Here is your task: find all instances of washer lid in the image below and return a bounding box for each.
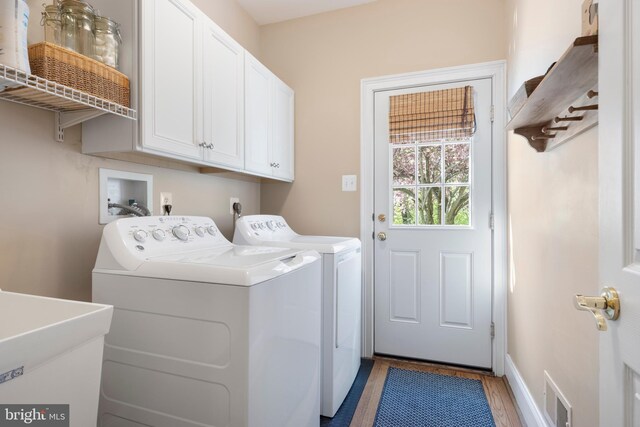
[100,247,320,286]
[149,245,298,267]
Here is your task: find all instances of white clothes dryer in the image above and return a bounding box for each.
[233,215,361,418]
[92,216,322,427]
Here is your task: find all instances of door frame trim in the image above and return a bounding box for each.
[360,60,507,375]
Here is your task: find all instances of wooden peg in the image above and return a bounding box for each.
[587,90,598,99]
[531,134,556,141]
[555,116,583,123]
[568,104,598,113]
[542,126,568,133]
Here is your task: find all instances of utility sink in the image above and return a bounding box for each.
[0,291,113,427]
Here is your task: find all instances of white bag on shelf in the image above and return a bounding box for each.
[0,0,31,92]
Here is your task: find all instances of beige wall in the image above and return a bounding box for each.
[191,0,260,56]
[505,0,599,424]
[0,0,261,302]
[258,0,506,236]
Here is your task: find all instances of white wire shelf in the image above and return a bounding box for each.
[0,63,137,141]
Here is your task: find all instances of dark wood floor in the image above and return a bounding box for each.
[349,357,524,427]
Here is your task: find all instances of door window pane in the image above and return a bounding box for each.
[445,186,470,225]
[445,144,470,183]
[393,147,416,185]
[418,146,442,184]
[388,87,474,228]
[393,188,416,225]
[418,187,442,225]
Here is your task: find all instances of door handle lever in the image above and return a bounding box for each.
[574,287,620,331]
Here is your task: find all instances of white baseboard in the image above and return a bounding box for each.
[504,354,548,427]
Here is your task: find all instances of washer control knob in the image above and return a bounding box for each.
[259,222,266,230]
[152,229,166,241]
[133,230,148,243]
[267,220,276,230]
[207,226,217,236]
[251,223,258,230]
[194,226,205,237]
[172,225,190,241]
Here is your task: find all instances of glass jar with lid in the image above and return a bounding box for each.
[59,0,95,57]
[41,3,62,46]
[93,15,121,69]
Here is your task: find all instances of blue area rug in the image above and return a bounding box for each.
[374,367,496,427]
[320,358,374,427]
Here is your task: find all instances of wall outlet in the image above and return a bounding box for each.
[342,175,357,192]
[230,197,240,214]
[160,192,173,207]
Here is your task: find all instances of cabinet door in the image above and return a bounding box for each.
[244,54,273,176]
[271,78,294,181]
[141,0,202,160]
[202,19,244,169]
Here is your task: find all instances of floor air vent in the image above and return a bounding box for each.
[544,371,572,427]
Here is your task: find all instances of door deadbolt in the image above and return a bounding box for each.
[377,232,387,241]
[574,287,620,331]
[378,214,386,223]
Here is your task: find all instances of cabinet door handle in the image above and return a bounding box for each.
[198,142,206,148]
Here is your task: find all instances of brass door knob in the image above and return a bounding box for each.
[377,232,387,241]
[575,287,620,331]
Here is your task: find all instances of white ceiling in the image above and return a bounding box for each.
[237,0,377,25]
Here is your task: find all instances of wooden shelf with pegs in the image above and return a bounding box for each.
[507,35,598,152]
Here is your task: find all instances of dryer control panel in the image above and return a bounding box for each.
[234,215,298,243]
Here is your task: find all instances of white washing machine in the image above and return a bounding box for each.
[92,216,322,427]
[233,215,361,418]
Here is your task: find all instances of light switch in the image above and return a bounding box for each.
[342,175,357,192]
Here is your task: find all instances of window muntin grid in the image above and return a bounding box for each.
[391,139,472,227]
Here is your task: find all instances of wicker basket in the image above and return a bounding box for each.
[28,42,130,107]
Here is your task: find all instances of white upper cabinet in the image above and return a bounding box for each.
[202,18,245,169]
[140,0,202,160]
[272,78,294,181]
[245,54,273,176]
[245,53,295,182]
[82,0,294,181]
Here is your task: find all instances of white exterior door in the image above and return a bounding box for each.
[374,79,494,368]
[598,1,640,425]
[202,18,244,169]
[141,0,201,160]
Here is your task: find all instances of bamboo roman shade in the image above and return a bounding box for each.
[389,86,476,143]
